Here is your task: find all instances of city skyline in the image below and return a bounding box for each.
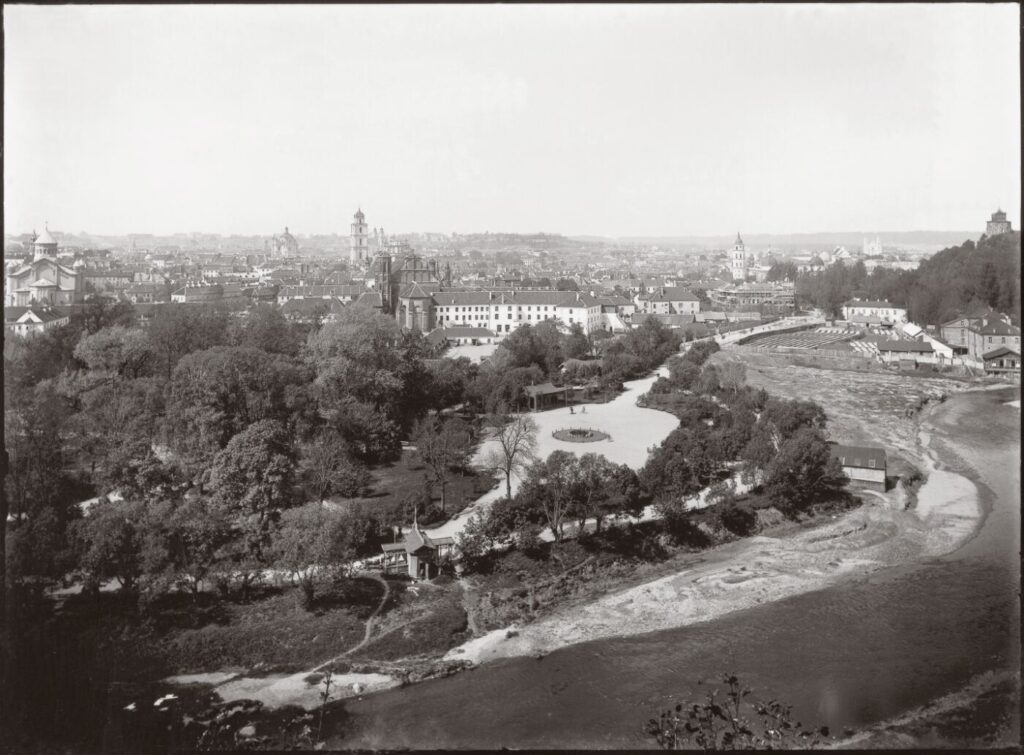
[5,4,1021,238]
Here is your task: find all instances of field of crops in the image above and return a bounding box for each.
[744,329,855,350]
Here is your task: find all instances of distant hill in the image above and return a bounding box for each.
[908,230,1021,323]
[570,231,978,249]
[794,230,1021,325]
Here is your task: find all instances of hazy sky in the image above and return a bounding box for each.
[4,4,1020,237]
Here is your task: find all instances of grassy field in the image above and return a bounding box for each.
[336,450,498,524]
[351,578,470,663]
[56,577,385,679]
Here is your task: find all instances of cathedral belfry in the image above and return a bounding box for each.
[350,208,369,263]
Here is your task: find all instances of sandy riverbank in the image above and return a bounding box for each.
[443,392,987,667]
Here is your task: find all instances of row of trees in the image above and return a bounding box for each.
[791,231,1021,325]
[456,339,848,571]
[461,317,681,413]
[644,344,845,526]
[458,450,644,568]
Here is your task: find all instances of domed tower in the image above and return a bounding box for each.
[350,208,369,263]
[729,232,748,282]
[33,225,58,261]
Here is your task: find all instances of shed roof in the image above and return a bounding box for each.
[524,382,564,397]
[982,346,1021,360]
[831,444,887,470]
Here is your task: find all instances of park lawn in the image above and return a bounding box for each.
[352,578,469,662]
[65,576,385,680]
[339,450,498,523]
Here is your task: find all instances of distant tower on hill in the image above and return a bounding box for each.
[986,209,1012,237]
[350,208,369,263]
[730,232,748,282]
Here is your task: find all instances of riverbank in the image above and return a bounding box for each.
[331,383,1018,749]
[437,384,988,668]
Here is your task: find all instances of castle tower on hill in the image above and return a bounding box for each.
[730,232,748,282]
[350,208,369,263]
[986,209,1012,237]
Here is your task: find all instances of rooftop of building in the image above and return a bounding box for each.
[830,444,887,470]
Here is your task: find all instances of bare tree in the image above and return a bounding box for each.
[718,360,747,393]
[483,412,539,499]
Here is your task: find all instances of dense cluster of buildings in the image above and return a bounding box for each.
[4,210,1018,375]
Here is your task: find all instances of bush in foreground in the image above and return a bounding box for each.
[646,674,834,750]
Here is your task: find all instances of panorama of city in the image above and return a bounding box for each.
[2,4,1021,753]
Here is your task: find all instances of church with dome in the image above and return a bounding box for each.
[5,226,85,307]
[270,226,300,257]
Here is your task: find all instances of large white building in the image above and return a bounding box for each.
[841,299,907,324]
[635,287,701,315]
[427,290,608,336]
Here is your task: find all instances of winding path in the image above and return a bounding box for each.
[313,572,391,671]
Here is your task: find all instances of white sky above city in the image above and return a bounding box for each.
[4,4,1021,238]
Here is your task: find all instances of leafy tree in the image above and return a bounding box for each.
[518,450,580,542]
[148,303,230,378]
[718,502,757,537]
[563,323,592,360]
[477,494,546,548]
[230,304,303,356]
[483,413,539,499]
[208,419,298,562]
[411,416,474,512]
[4,382,70,523]
[455,513,494,572]
[766,261,799,282]
[73,325,156,379]
[164,346,307,472]
[74,499,144,593]
[299,431,371,502]
[697,363,721,394]
[306,308,432,433]
[4,321,85,401]
[330,398,403,464]
[270,503,362,608]
[572,453,620,532]
[142,496,234,601]
[6,506,78,597]
[666,358,701,392]
[762,427,847,513]
[65,376,169,493]
[77,295,136,335]
[424,356,477,411]
[610,464,646,521]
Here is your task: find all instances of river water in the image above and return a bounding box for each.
[336,387,1020,749]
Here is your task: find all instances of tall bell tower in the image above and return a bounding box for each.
[350,207,368,263]
[730,232,748,282]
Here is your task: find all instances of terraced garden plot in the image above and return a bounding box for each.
[745,330,856,350]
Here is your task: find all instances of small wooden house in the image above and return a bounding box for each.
[830,444,887,492]
[380,523,456,580]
